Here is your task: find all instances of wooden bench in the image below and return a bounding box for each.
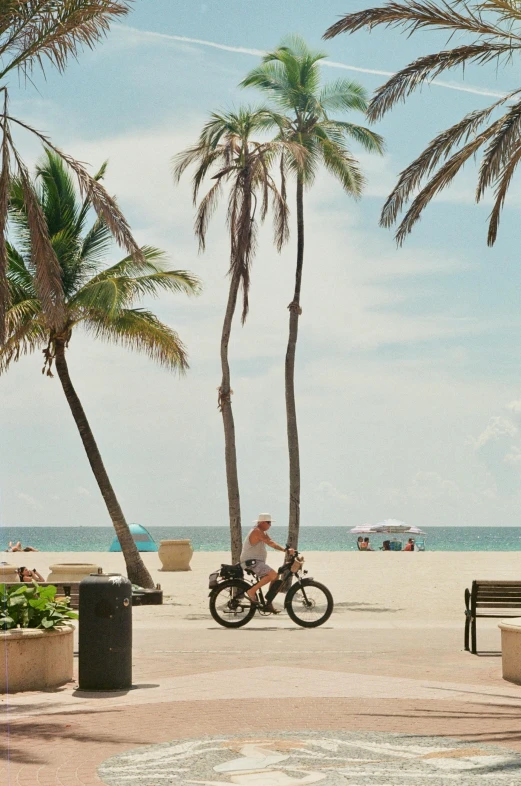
[4,581,80,609]
[465,580,521,654]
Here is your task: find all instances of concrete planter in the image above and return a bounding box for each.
[158,539,193,571]
[499,619,521,684]
[47,563,100,583]
[0,625,74,692]
[0,564,19,582]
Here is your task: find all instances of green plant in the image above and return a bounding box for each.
[0,582,78,630]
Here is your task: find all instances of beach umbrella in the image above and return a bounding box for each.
[376,518,406,529]
[349,524,377,534]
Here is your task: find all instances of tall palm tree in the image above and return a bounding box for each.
[173,108,302,562]
[1,149,200,588]
[242,36,384,548]
[324,0,521,246]
[0,1,141,344]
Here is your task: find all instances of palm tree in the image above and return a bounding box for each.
[241,36,384,548]
[324,0,521,246]
[1,149,200,588]
[173,108,302,562]
[0,1,141,344]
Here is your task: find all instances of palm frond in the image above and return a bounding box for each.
[0,0,133,81]
[195,179,223,251]
[79,215,112,264]
[72,269,200,313]
[36,148,79,236]
[75,159,107,233]
[10,144,65,330]
[394,118,504,243]
[0,114,10,343]
[241,63,301,111]
[83,245,167,282]
[325,120,385,153]
[380,94,516,227]
[324,0,510,40]
[315,130,365,196]
[0,297,45,374]
[487,140,521,245]
[319,79,369,113]
[84,307,189,372]
[477,96,521,199]
[367,43,517,121]
[6,243,35,297]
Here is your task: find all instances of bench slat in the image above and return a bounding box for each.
[476,611,521,617]
[476,589,521,594]
[473,581,521,586]
[475,602,521,608]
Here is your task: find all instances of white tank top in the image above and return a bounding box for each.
[240,528,267,562]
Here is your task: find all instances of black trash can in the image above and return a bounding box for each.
[78,571,132,691]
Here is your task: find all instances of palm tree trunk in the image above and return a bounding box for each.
[219,268,243,562]
[54,339,154,588]
[286,174,304,549]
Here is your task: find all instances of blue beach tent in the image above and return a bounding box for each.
[109,523,158,552]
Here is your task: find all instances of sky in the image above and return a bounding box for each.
[2,0,521,531]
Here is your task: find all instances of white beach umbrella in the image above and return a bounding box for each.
[349,524,378,534]
[376,518,406,529]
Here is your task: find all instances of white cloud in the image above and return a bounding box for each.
[474,416,518,451]
[508,400,521,417]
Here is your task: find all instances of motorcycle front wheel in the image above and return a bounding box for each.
[285,580,334,628]
[209,579,256,628]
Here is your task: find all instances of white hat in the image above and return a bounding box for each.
[254,513,274,523]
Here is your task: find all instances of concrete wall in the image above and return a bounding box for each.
[499,619,521,685]
[0,625,74,692]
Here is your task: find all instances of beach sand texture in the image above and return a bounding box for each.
[3,550,521,627]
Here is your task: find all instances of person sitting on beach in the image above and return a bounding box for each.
[356,536,364,551]
[404,538,415,552]
[17,566,44,582]
[240,514,294,614]
[382,540,391,551]
[363,537,374,551]
[8,541,38,552]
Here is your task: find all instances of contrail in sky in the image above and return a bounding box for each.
[119,26,506,100]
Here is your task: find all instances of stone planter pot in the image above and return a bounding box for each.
[0,625,74,692]
[158,539,193,571]
[0,563,19,582]
[499,618,521,684]
[47,563,100,583]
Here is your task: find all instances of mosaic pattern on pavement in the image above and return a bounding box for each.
[99,730,521,785]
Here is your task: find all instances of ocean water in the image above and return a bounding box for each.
[1,526,521,552]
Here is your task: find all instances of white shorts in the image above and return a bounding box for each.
[243,559,273,578]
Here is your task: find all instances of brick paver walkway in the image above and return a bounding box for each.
[2,616,521,784]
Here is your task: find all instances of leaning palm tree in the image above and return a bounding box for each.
[173,108,302,562]
[1,149,200,588]
[324,0,521,246]
[0,1,141,344]
[242,36,384,548]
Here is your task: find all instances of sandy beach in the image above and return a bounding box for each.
[4,549,521,629]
